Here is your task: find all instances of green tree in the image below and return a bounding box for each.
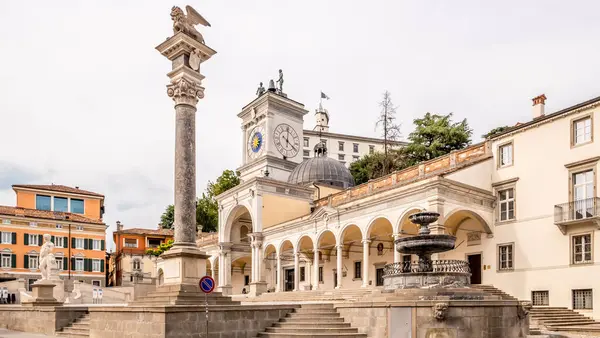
[159,205,174,229]
[207,169,241,198]
[146,239,174,257]
[401,113,472,167]
[350,152,401,185]
[482,125,510,139]
[159,169,240,232]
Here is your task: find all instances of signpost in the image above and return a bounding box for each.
[92,288,98,304]
[98,288,103,304]
[199,276,215,338]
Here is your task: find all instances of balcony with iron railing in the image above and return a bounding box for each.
[554,198,600,234]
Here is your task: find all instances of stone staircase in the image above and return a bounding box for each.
[471,284,518,300]
[530,307,600,333]
[134,284,240,306]
[240,288,374,303]
[256,304,366,337]
[57,312,90,337]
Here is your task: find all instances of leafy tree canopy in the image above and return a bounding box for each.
[146,239,174,257]
[350,112,472,185]
[482,125,510,139]
[159,170,240,232]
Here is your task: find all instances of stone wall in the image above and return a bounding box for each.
[89,304,297,338]
[335,301,530,338]
[0,306,87,335]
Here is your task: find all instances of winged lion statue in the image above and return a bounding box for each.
[171,5,211,44]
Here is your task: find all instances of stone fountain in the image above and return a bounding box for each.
[383,212,471,289]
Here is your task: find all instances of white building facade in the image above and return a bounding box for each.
[204,91,600,320]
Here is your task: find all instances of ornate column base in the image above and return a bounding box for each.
[248,281,268,297]
[22,281,62,307]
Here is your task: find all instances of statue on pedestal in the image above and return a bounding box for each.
[276,69,284,93]
[170,5,211,44]
[39,234,57,281]
[256,82,265,96]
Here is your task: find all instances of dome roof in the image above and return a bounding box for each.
[287,142,355,189]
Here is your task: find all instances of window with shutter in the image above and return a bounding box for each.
[101,240,105,251]
[12,232,16,245]
[38,234,43,246]
[51,236,55,244]
[11,254,16,268]
[71,258,75,271]
[24,255,29,269]
[24,234,29,246]
[72,238,76,249]
[63,237,68,248]
[84,239,88,250]
[101,259,105,272]
[63,257,68,271]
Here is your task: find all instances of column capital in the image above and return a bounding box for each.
[167,77,204,106]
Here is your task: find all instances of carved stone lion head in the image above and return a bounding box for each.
[170,6,185,21]
[433,302,449,321]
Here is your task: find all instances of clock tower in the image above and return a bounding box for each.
[238,91,307,182]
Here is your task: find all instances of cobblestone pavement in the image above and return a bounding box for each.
[0,329,56,338]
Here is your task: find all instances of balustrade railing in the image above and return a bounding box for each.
[383,259,470,277]
[554,198,599,224]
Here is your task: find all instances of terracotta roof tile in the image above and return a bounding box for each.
[115,228,174,236]
[12,184,104,198]
[0,205,105,225]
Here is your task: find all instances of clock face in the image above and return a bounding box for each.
[273,123,300,158]
[247,125,265,160]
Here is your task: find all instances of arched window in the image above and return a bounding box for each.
[133,259,141,270]
[240,225,249,243]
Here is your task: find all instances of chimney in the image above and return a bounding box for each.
[532,94,547,119]
[116,221,123,231]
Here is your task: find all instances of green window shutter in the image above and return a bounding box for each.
[11,254,16,268]
[72,238,76,248]
[101,259,105,273]
[63,237,68,248]
[71,258,75,270]
[38,234,43,246]
[11,232,16,245]
[84,258,89,272]
[51,236,55,244]
[24,234,29,246]
[101,240,105,251]
[24,255,29,269]
[84,239,89,250]
[63,257,68,271]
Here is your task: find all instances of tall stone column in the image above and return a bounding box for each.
[336,245,343,289]
[293,252,300,292]
[362,239,371,288]
[154,12,217,297]
[313,246,320,290]
[217,243,232,296]
[393,234,401,263]
[249,233,267,296]
[276,254,282,292]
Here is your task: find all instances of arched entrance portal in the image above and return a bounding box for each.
[279,240,295,291]
[340,224,364,288]
[218,205,254,295]
[442,209,492,285]
[366,217,394,287]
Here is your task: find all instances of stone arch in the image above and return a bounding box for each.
[221,204,253,243]
[365,216,394,241]
[296,235,315,255]
[396,207,425,235]
[443,208,492,235]
[316,230,337,262]
[339,224,363,258]
[279,239,295,256]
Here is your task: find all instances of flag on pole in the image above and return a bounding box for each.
[321,91,330,100]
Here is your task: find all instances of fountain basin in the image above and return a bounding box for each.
[395,234,456,255]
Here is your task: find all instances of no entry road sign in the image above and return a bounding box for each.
[199,276,215,294]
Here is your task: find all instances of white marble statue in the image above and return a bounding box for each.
[39,234,57,280]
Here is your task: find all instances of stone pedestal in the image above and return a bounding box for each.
[157,246,209,287]
[22,281,62,307]
[249,281,268,297]
[217,285,232,296]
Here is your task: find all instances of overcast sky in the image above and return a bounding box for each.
[1,1,599,250]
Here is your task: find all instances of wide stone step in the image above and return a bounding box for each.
[551,325,600,332]
[545,320,597,326]
[289,312,340,318]
[257,333,366,338]
[296,304,334,309]
[293,308,338,314]
[531,314,585,319]
[266,327,359,334]
[56,332,89,337]
[274,322,351,329]
[280,317,345,323]
[72,322,91,328]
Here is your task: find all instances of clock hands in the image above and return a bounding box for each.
[282,134,297,152]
